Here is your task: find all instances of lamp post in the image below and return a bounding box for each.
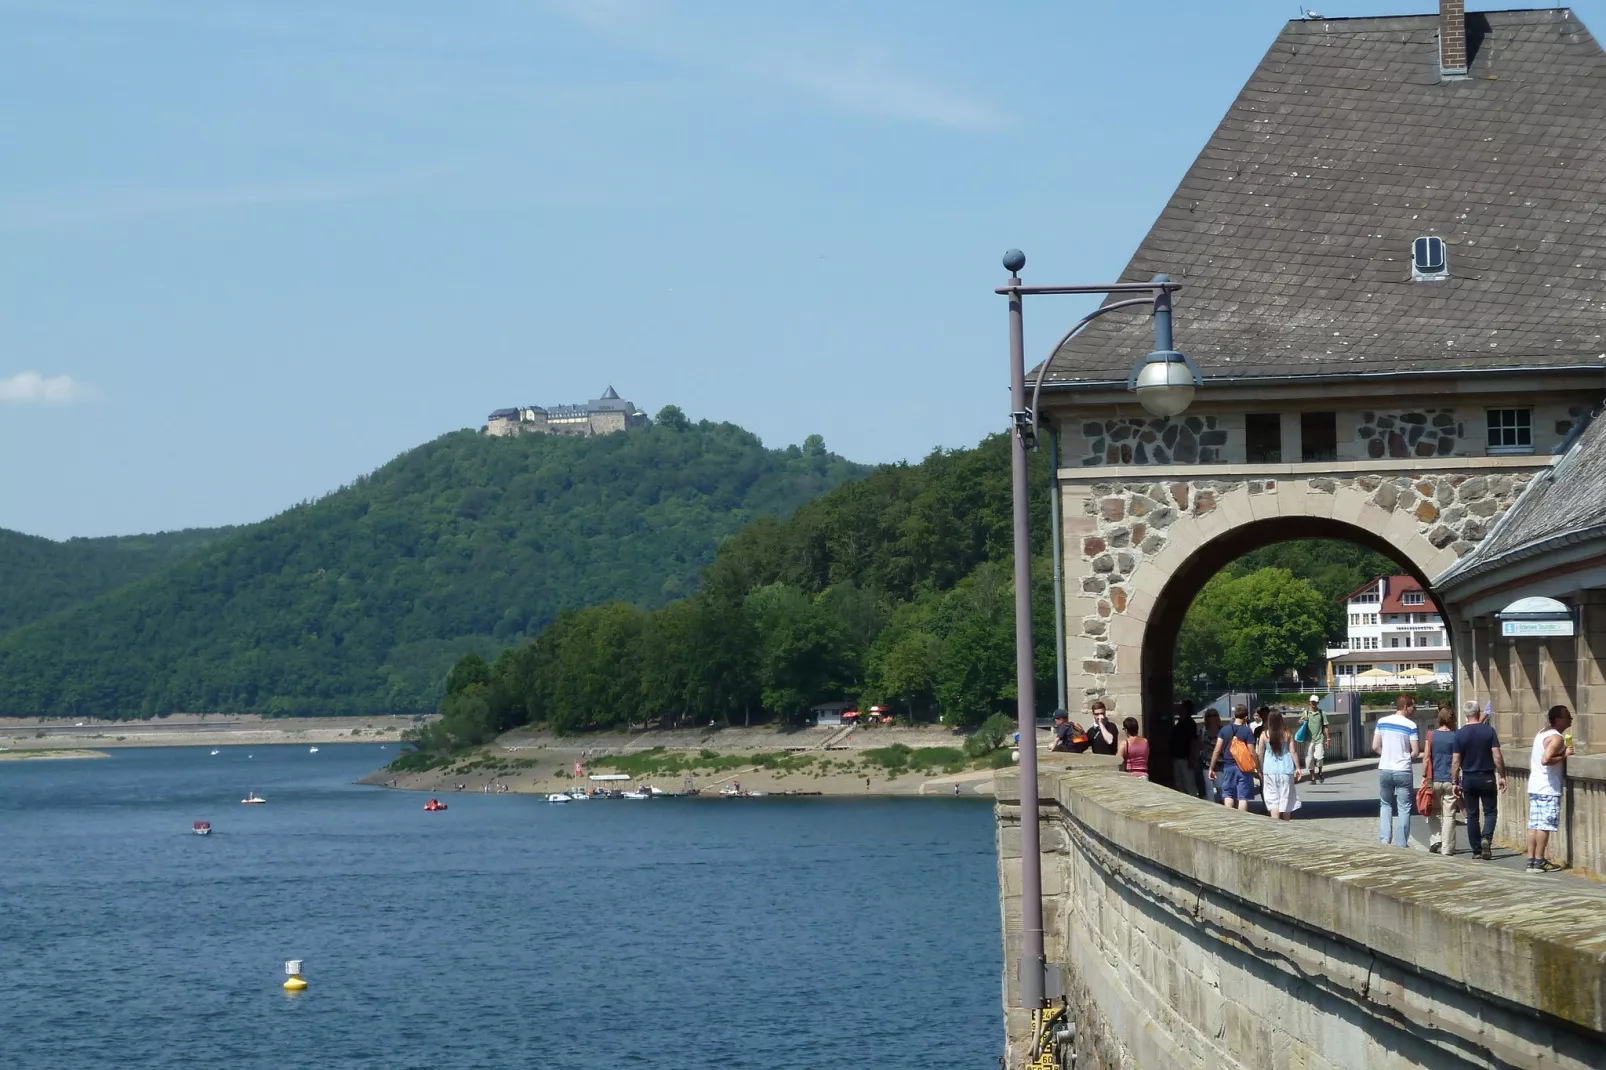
[996,249,1200,1015]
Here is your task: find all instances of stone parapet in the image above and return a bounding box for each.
[1491,752,1606,878]
[996,763,1606,1069]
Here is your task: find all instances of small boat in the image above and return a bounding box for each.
[423,798,448,812]
[621,790,651,800]
[210,749,220,756]
[308,747,319,754]
[568,790,591,801]
[193,820,212,835]
[241,793,266,804]
[547,793,572,803]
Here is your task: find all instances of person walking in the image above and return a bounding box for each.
[1257,710,1303,820]
[1116,718,1150,778]
[1302,695,1332,783]
[1424,703,1460,855]
[1373,695,1420,848]
[1170,701,1202,797]
[1207,705,1258,812]
[1200,709,1223,804]
[1087,701,1118,756]
[1453,699,1506,861]
[1526,705,1574,874]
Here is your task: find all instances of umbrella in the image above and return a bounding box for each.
[1398,667,1438,679]
[1356,668,1393,678]
[1325,662,1335,689]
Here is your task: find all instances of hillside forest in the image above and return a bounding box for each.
[419,432,1396,753]
[0,412,863,718]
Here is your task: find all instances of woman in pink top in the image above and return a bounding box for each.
[1117,717,1150,778]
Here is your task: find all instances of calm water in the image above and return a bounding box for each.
[1,745,1002,1068]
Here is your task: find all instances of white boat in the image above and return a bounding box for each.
[241,793,266,805]
[569,791,591,801]
[210,749,220,756]
[193,820,212,835]
[547,793,572,803]
[308,747,319,754]
[621,790,651,800]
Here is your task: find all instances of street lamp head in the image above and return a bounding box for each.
[1130,350,1202,417]
[1002,249,1026,274]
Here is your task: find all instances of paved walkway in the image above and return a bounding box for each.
[1202,760,1548,876]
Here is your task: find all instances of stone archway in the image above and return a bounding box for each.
[1060,471,1536,731]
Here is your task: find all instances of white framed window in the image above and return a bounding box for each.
[1357,664,1373,673]
[1402,591,1424,606]
[1390,637,1400,648]
[1416,663,1434,671]
[1487,409,1532,453]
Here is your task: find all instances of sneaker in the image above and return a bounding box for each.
[1525,860,1540,873]
[1480,845,1492,861]
[1428,839,1442,854]
[1534,860,1563,874]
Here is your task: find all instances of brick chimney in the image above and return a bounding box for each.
[1440,0,1468,77]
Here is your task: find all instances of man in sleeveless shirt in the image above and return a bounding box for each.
[1526,705,1573,874]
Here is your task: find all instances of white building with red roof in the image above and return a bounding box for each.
[1325,576,1453,688]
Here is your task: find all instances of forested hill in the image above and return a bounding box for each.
[0,526,232,633]
[0,415,865,719]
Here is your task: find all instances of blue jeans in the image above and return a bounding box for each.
[1379,769,1413,847]
[1462,771,1498,851]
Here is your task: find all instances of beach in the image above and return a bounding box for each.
[360,723,1007,798]
[0,714,417,752]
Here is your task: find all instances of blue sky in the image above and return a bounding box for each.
[4,1,1594,538]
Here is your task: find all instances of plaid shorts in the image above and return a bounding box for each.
[1528,793,1560,833]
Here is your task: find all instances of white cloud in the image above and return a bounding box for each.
[541,0,1004,131]
[0,372,89,405]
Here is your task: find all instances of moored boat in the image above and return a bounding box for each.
[193,820,211,835]
[547,793,572,803]
[241,793,266,804]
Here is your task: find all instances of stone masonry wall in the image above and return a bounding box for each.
[1065,472,1532,705]
[1077,414,1226,466]
[997,761,1606,1069]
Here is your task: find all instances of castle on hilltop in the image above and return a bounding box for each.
[484,386,648,438]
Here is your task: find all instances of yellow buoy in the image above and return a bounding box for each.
[283,959,307,991]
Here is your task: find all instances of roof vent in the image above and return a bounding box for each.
[1412,236,1448,282]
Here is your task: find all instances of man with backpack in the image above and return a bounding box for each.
[1207,705,1259,811]
[1299,695,1331,783]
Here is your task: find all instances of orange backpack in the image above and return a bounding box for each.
[1229,728,1259,775]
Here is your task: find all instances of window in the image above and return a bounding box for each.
[1417,663,1434,671]
[1402,591,1424,606]
[1349,613,1359,626]
[1487,409,1532,452]
[1357,664,1373,673]
[1245,413,1282,463]
[1412,235,1448,281]
[1301,411,1337,462]
[1371,614,1379,626]
[1417,636,1433,647]
[1390,637,1401,648]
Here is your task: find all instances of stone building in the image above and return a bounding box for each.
[484,386,647,438]
[1030,4,1606,757]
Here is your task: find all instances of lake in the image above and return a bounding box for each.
[1,744,1002,1068]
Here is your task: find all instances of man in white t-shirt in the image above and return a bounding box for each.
[1372,695,1420,848]
[1526,705,1574,874]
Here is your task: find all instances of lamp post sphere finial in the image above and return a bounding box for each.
[1002,249,1026,274]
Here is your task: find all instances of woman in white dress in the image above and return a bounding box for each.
[1257,710,1305,820]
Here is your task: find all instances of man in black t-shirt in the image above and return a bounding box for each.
[1453,699,1507,861]
[1088,700,1118,755]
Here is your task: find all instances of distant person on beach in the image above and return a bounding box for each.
[1208,706,1258,812]
[1088,701,1118,755]
[1453,699,1505,861]
[1424,703,1459,854]
[1526,705,1573,874]
[1116,718,1149,778]
[1372,695,1419,848]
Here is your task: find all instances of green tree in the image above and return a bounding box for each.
[1176,567,1329,688]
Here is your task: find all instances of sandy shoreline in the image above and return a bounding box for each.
[360,724,1008,799]
[0,714,419,751]
[0,748,110,761]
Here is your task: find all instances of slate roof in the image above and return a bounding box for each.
[1043,8,1606,385]
[1441,404,1606,581]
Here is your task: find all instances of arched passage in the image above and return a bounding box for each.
[1138,516,1455,734]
